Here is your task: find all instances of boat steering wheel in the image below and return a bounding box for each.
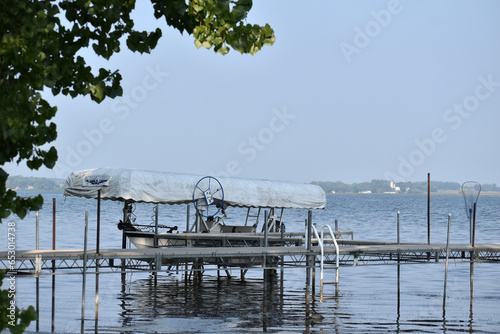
[193,176,224,218]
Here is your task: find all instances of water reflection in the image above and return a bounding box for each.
[116,272,329,333]
[108,261,488,334]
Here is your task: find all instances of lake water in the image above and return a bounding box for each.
[2,192,500,333]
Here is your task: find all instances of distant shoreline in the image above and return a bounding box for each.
[7,175,499,196]
[14,188,500,198]
[313,179,498,196]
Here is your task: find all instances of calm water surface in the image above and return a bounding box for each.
[2,192,500,333]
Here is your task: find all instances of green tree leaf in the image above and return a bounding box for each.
[1,0,274,227]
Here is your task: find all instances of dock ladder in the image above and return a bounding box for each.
[311,224,340,301]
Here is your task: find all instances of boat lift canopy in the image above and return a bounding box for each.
[64,168,326,210]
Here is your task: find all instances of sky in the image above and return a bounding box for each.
[5,0,500,185]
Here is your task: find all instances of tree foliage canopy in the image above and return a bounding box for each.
[1,1,274,332]
[0,0,275,221]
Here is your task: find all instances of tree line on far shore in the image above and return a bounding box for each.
[9,175,499,195]
[312,179,500,194]
[6,175,64,191]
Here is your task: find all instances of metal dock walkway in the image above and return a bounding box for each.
[3,240,500,276]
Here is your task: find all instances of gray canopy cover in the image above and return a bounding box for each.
[64,168,326,209]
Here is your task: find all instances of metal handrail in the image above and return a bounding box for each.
[312,225,325,280]
[321,224,340,285]
[311,223,340,301]
[311,224,324,281]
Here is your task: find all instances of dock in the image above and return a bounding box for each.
[3,237,500,277]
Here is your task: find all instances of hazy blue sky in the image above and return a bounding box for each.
[5,0,500,185]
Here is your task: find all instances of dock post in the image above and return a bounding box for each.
[52,198,56,332]
[185,205,190,281]
[95,263,100,333]
[97,190,101,253]
[154,204,159,247]
[36,211,40,332]
[95,190,101,333]
[397,257,400,322]
[306,212,312,287]
[280,214,285,282]
[264,210,268,247]
[154,204,159,283]
[472,202,477,248]
[81,211,89,334]
[121,202,127,284]
[470,251,474,314]
[397,211,401,319]
[470,202,476,314]
[305,218,309,287]
[305,211,313,319]
[263,210,269,282]
[427,173,430,244]
[443,214,451,310]
[121,202,127,250]
[280,219,284,284]
[427,173,431,261]
[312,222,316,297]
[397,211,400,244]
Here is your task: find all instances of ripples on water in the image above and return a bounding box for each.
[3,192,500,333]
[116,274,310,333]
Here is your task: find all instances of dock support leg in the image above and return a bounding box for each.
[51,198,56,332]
[36,275,39,332]
[95,260,100,333]
[264,267,276,283]
[262,275,270,332]
[470,251,474,313]
[397,261,401,323]
[312,257,316,297]
[305,276,311,328]
[81,211,89,334]
[305,210,313,313]
[121,202,128,286]
[51,264,55,332]
[192,258,203,282]
[36,211,40,332]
